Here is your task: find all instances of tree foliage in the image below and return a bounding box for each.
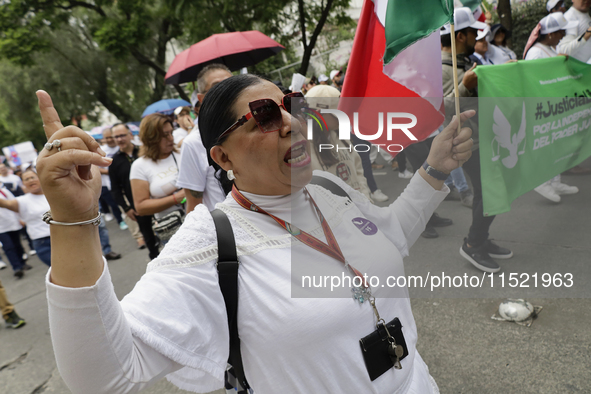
[0,0,352,147]
[510,0,550,59]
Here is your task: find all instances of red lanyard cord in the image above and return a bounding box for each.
[231,185,368,287]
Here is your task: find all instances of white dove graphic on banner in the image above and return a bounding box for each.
[491,102,527,169]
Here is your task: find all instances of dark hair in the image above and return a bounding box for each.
[112,122,130,131]
[491,24,511,46]
[21,166,37,178]
[199,74,265,194]
[440,29,470,48]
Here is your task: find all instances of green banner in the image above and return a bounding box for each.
[475,57,591,216]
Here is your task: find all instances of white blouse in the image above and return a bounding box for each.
[46,171,447,393]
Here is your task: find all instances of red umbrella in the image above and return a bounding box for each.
[165,31,284,85]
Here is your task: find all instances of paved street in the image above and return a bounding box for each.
[1,158,590,393]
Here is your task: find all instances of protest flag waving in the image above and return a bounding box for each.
[339,0,454,155]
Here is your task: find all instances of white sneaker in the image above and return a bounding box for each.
[534,182,560,203]
[29,250,37,256]
[552,182,579,195]
[371,189,389,202]
[22,253,28,261]
[0,260,7,270]
[398,170,413,179]
[104,213,114,222]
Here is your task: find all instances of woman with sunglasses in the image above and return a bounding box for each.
[129,113,186,238]
[36,75,474,393]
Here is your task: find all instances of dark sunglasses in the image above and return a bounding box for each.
[217,92,306,143]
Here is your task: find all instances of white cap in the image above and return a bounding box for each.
[441,7,488,34]
[476,26,490,41]
[546,0,562,12]
[329,70,340,80]
[540,12,578,34]
[305,85,341,110]
[318,74,329,82]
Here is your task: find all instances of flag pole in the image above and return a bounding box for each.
[449,22,462,136]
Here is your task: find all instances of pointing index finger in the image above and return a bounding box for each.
[37,90,64,139]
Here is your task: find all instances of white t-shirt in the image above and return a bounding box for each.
[0,173,23,190]
[129,152,181,218]
[46,171,447,394]
[557,8,591,62]
[472,52,493,65]
[525,43,557,60]
[16,193,50,239]
[172,128,189,146]
[176,126,226,210]
[0,187,23,233]
[486,44,516,65]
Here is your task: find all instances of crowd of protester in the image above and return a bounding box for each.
[0,2,588,376]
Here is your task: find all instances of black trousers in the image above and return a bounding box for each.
[461,149,495,247]
[403,137,433,171]
[136,214,160,260]
[350,134,378,193]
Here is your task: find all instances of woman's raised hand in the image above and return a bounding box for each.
[426,110,476,175]
[36,90,113,223]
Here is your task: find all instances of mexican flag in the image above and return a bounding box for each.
[339,0,453,153]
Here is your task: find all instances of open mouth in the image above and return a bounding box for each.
[284,140,310,167]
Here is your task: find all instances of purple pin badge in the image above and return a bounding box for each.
[352,217,378,235]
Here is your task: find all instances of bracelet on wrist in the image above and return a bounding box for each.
[42,211,102,226]
[422,161,449,181]
[172,194,178,204]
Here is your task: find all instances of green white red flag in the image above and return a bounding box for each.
[340,0,454,152]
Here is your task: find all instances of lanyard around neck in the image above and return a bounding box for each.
[231,185,368,288]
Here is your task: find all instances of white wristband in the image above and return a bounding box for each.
[42,211,102,226]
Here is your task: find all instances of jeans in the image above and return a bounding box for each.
[445,167,469,192]
[0,231,25,271]
[462,149,496,247]
[98,216,112,255]
[32,236,51,266]
[99,187,123,224]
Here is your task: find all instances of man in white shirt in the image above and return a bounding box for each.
[556,0,591,62]
[0,184,30,278]
[99,128,126,228]
[177,64,231,212]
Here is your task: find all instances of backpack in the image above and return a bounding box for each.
[211,175,351,392]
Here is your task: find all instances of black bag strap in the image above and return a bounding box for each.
[310,175,351,200]
[210,179,348,391]
[211,209,249,391]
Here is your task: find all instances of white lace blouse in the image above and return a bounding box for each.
[46,171,446,393]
